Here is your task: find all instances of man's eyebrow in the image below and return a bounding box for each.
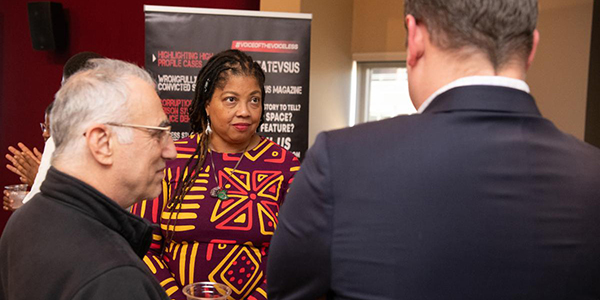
[159,120,171,127]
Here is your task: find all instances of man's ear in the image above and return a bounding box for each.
[84,125,114,166]
[526,29,540,70]
[406,14,426,68]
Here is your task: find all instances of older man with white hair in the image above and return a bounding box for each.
[0,59,176,299]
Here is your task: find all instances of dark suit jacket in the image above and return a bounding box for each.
[267,86,600,300]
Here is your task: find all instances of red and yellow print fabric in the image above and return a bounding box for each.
[132,135,300,300]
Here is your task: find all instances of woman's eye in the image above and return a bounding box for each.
[251,97,261,103]
[225,97,236,103]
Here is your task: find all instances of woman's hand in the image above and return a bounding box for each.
[5,143,41,186]
[2,190,16,211]
[32,146,43,161]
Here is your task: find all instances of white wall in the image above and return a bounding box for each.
[527,0,593,140]
[301,0,354,145]
[352,0,404,53]
[260,0,301,13]
[261,0,354,146]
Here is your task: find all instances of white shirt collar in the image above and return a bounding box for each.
[417,76,530,113]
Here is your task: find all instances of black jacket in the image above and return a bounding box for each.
[268,86,600,299]
[0,167,169,300]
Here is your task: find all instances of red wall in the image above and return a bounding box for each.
[0,0,260,233]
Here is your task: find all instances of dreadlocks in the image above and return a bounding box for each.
[161,49,266,251]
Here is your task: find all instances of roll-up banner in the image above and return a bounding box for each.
[145,5,311,159]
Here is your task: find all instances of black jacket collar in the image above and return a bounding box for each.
[40,167,154,258]
[423,85,541,115]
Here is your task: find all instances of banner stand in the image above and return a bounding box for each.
[145,5,311,159]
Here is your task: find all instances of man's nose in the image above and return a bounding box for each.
[162,135,177,160]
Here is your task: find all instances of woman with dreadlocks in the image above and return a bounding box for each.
[132,49,300,300]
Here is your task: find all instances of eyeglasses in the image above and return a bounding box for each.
[40,122,49,133]
[105,122,172,143]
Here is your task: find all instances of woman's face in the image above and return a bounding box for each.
[205,75,262,152]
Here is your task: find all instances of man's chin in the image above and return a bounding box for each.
[139,187,162,203]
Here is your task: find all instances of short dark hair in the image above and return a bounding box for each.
[44,101,54,116]
[62,51,104,80]
[404,0,538,69]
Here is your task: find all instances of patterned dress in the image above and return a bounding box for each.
[131,134,300,300]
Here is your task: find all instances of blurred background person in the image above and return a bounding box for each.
[3,51,103,211]
[4,101,50,185]
[4,142,42,186]
[131,49,300,300]
[0,58,176,300]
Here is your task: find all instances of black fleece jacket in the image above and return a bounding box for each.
[0,167,169,300]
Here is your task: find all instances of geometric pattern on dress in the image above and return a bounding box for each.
[133,134,300,300]
[209,167,284,233]
[257,203,277,235]
[208,242,263,300]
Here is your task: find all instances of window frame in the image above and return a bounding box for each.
[354,60,410,125]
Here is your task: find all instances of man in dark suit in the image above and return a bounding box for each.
[267,0,600,299]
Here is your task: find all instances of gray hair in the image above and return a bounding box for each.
[51,58,155,163]
[404,0,538,69]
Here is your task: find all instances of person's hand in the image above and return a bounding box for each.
[5,143,41,186]
[5,152,28,184]
[14,142,41,165]
[32,146,43,161]
[2,190,16,211]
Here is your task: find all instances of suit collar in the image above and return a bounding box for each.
[418,76,530,113]
[422,85,541,115]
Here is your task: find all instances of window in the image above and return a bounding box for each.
[352,61,415,125]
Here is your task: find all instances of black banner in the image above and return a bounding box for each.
[145,6,311,159]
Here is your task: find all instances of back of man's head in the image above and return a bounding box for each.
[62,51,104,83]
[404,0,538,69]
[51,59,154,164]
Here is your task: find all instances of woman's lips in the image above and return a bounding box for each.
[233,123,251,131]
